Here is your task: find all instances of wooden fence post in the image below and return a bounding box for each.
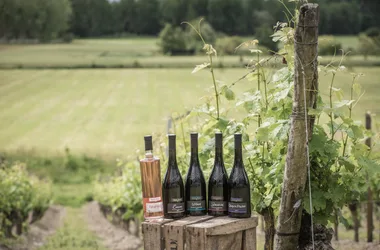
[275,3,320,250]
[366,111,373,242]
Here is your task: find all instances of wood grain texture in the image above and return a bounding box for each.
[243,228,256,250]
[275,3,320,250]
[142,219,172,250]
[207,232,243,250]
[164,216,213,250]
[185,225,207,250]
[186,216,258,236]
[144,216,258,250]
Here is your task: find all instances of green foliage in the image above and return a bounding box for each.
[158,24,190,55]
[318,36,343,55]
[163,6,380,230]
[365,27,380,38]
[1,0,380,39]
[186,18,217,53]
[0,0,72,42]
[256,25,277,52]
[358,33,380,58]
[0,162,52,237]
[318,0,361,35]
[93,161,143,221]
[158,20,216,55]
[3,150,114,185]
[207,0,245,35]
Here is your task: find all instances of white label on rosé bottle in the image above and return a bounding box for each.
[149,197,161,202]
[146,202,163,213]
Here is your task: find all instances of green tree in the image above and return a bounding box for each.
[159,0,188,25]
[0,0,71,41]
[207,0,244,35]
[133,0,161,35]
[69,0,115,37]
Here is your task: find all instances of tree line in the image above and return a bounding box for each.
[0,0,379,42]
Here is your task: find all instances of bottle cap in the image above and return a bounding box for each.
[144,135,153,151]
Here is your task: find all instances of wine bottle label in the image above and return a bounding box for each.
[230,197,243,202]
[187,200,206,211]
[167,203,185,213]
[228,202,247,213]
[209,201,227,211]
[143,197,163,213]
[211,195,224,201]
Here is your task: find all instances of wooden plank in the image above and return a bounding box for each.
[164,215,213,250]
[185,224,207,250]
[242,228,256,250]
[207,232,243,250]
[142,219,173,250]
[187,216,258,236]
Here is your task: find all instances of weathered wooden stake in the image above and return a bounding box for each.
[275,3,319,250]
[366,111,373,242]
[348,202,359,242]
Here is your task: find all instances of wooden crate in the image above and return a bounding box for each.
[142,215,258,250]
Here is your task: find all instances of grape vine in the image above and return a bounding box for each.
[0,162,53,238]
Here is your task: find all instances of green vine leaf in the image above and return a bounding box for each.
[250,49,262,54]
[338,157,356,172]
[330,87,343,101]
[192,62,210,74]
[221,85,235,101]
[203,44,217,56]
[333,100,355,108]
[353,83,361,95]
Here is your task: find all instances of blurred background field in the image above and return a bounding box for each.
[1,67,380,158]
[1,36,380,69]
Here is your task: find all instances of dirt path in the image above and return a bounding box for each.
[85,201,142,250]
[0,205,66,250]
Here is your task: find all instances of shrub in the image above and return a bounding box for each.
[62,33,74,43]
[365,27,380,38]
[0,162,52,237]
[215,36,244,55]
[158,23,191,55]
[255,25,277,52]
[185,19,217,53]
[318,36,343,55]
[158,19,217,55]
[358,33,380,58]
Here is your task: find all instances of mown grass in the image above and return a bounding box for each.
[0,37,378,69]
[1,67,379,158]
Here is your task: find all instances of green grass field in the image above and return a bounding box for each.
[334,35,360,50]
[1,67,379,159]
[1,36,378,69]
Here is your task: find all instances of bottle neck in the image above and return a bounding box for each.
[214,146,223,165]
[168,146,177,168]
[190,146,198,161]
[234,142,243,167]
[190,133,199,163]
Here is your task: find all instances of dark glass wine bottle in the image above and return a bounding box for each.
[208,132,228,216]
[185,132,207,216]
[228,133,251,218]
[162,134,185,219]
